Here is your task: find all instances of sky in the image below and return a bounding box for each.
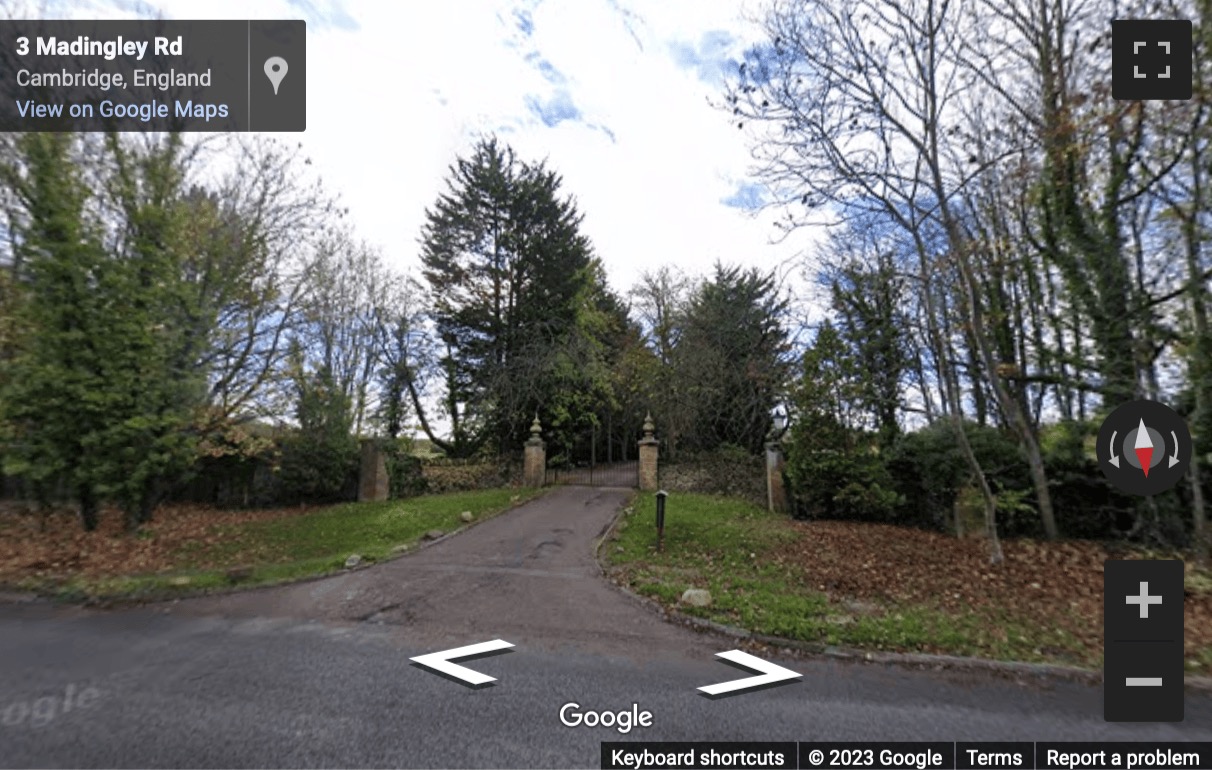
[69,0,817,298]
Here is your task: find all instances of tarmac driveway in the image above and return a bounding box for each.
[172,485,712,659]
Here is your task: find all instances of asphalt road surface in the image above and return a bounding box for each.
[1,486,1210,768]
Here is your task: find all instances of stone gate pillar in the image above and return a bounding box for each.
[358,440,390,502]
[637,412,659,491]
[523,414,546,487]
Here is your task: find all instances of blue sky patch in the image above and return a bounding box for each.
[721,182,765,210]
[525,90,582,127]
[669,41,699,69]
[513,8,534,37]
[669,29,735,85]
[529,55,567,85]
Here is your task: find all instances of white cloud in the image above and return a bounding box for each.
[95,0,819,296]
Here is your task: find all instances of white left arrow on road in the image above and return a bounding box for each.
[697,650,802,697]
[410,639,514,687]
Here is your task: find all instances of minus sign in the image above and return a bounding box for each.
[1126,677,1163,686]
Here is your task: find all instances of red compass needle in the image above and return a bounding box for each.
[1133,418,1154,478]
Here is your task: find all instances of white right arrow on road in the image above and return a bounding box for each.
[697,650,802,697]
[410,639,514,687]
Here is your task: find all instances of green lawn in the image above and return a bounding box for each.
[606,491,832,636]
[59,487,545,601]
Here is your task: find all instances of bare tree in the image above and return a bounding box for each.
[186,136,342,430]
[726,0,1045,555]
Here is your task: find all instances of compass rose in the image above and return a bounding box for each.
[1098,400,1191,496]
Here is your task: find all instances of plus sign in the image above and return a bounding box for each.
[1127,581,1163,618]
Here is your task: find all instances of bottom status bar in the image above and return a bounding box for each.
[600,742,1212,770]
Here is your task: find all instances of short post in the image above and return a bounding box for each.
[655,489,668,552]
[766,409,789,514]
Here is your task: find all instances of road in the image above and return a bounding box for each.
[1,486,1210,768]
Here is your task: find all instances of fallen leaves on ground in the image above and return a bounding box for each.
[776,520,1212,665]
[0,503,308,586]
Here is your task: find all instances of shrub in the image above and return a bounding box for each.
[381,438,428,499]
[274,366,359,504]
[784,425,902,522]
[275,428,359,504]
[884,419,1029,533]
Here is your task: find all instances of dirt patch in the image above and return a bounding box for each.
[0,503,305,585]
[776,520,1212,664]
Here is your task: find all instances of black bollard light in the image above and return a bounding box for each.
[655,490,667,552]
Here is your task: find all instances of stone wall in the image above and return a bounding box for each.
[655,450,766,507]
[420,458,522,494]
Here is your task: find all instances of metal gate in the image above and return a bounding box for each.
[545,422,639,487]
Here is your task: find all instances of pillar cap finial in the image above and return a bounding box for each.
[530,412,542,437]
[642,412,654,438]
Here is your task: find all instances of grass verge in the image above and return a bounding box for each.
[604,491,1212,671]
[4,487,545,602]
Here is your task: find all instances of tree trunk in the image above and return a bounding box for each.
[125,481,161,532]
[78,486,98,532]
[943,373,1004,564]
[922,12,1060,538]
[928,254,1003,562]
[1183,146,1211,561]
[1192,460,1208,565]
[966,334,988,426]
[950,247,1059,539]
